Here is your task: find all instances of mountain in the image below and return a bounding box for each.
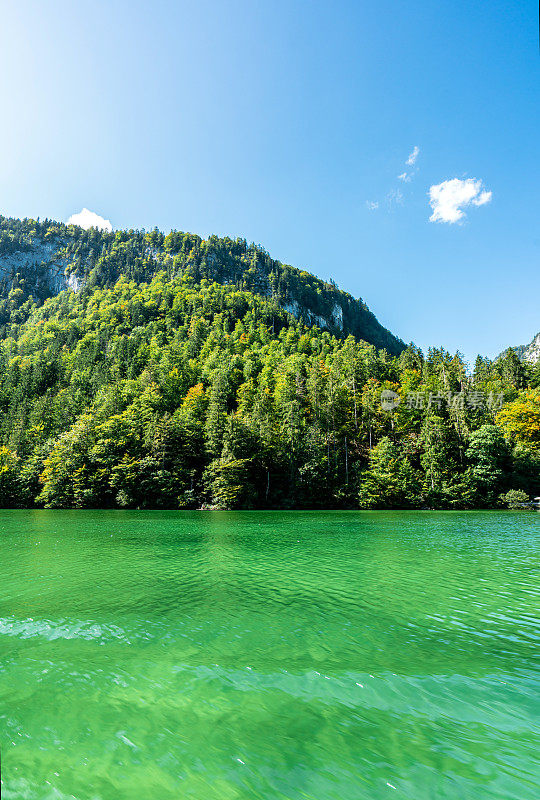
[516,333,540,364]
[0,215,405,354]
[499,332,540,365]
[0,213,539,511]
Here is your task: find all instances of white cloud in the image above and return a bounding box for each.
[67,208,113,232]
[399,146,420,181]
[472,190,492,206]
[367,145,420,209]
[406,146,420,166]
[387,188,403,207]
[428,178,492,224]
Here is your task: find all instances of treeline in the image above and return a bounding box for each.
[0,271,538,509]
[0,215,404,353]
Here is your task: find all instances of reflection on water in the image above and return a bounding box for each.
[0,510,538,799]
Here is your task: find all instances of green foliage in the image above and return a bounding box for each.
[359,438,421,508]
[0,446,20,506]
[499,489,531,509]
[0,216,538,510]
[465,425,510,503]
[0,215,404,354]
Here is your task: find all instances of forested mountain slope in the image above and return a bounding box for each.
[0,215,404,353]
[0,269,539,510]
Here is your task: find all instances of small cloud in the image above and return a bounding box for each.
[473,190,492,206]
[406,146,420,166]
[387,188,404,207]
[429,178,492,224]
[399,147,420,181]
[367,145,420,211]
[67,208,113,232]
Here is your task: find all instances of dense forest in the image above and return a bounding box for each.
[0,215,404,353]
[0,227,539,509]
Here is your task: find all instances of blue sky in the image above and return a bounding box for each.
[0,0,538,365]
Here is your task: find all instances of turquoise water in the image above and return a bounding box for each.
[0,510,538,799]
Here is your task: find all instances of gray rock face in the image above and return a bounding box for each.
[521,332,540,364]
[499,332,540,365]
[0,236,81,295]
[284,299,345,334]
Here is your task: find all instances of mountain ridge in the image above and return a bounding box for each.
[0,214,405,354]
[499,332,540,365]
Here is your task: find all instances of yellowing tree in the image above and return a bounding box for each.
[0,446,19,504]
[496,390,540,447]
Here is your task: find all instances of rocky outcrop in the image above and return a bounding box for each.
[502,332,540,365]
[521,332,540,364]
[0,236,83,296]
[284,299,345,335]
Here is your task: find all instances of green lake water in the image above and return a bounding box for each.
[0,510,538,799]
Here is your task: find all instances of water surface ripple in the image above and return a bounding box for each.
[0,510,538,799]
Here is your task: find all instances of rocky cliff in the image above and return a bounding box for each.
[516,332,540,364]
